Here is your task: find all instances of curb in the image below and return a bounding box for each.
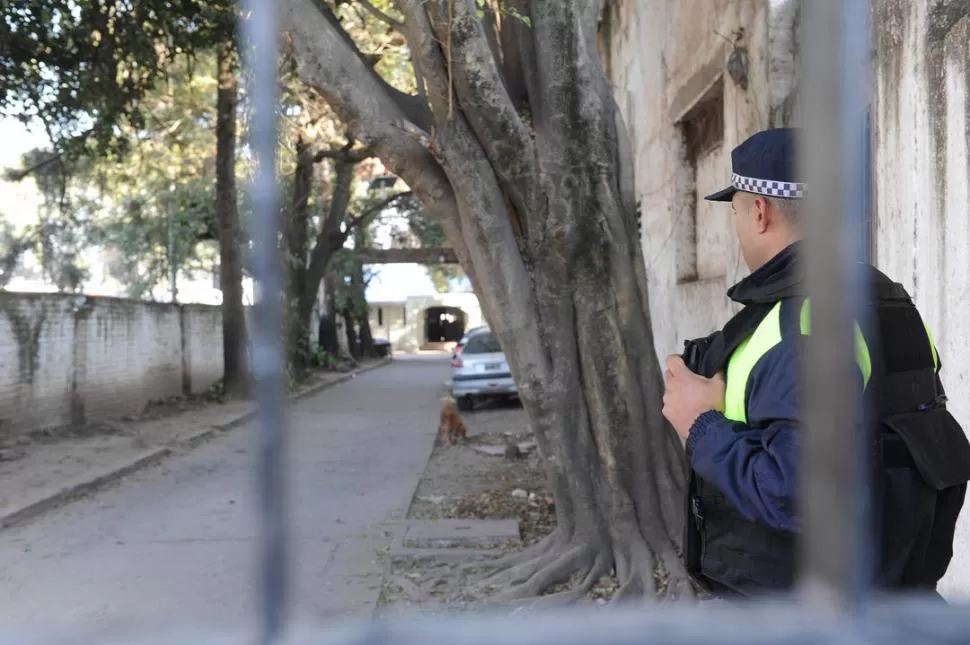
[0,447,172,529]
[0,358,393,531]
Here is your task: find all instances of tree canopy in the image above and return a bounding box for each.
[1,0,236,157]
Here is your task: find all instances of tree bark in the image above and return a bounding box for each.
[282,0,690,602]
[342,306,360,360]
[358,315,376,358]
[285,135,316,380]
[351,260,376,358]
[216,40,250,399]
[318,275,341,355]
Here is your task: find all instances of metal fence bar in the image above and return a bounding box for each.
[798,0,873,612]
[10,596,970,645]
[238,0,287,640]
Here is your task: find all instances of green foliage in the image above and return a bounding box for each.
[0,219,33,289]
[0,0,237,158]
[67,52,226,299]
[7,148,92,291]
[2,1,240,297]
[312,347,356,371]
[329,247,373,317]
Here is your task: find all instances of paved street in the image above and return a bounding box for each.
[0,357,448,632]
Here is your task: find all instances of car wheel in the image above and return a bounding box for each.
[457,396,475,412]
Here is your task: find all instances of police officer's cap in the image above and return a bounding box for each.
[704,127,804,202]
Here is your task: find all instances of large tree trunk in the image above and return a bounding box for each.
[285,135,315,380]
[350,229,375,358]
[358,315,376,358]
[318,274,341,355]
[342,307,360,360]
[215,40,250,399]
[283,0,690,602]
[294,149,358,371]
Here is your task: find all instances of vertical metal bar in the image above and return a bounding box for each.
[799,0,872,613]
[238,0,287,641]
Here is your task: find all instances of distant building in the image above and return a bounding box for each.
[367,292,485,354]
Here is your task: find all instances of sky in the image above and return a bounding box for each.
[0,117,445,302]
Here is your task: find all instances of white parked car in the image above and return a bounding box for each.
[450,327,517,411]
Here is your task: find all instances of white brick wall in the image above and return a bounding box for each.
[181,305,225,395]
[0,293,226,437]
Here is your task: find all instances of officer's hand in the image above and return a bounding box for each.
[662,355,725,440]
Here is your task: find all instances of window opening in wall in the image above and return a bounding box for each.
[675,78,726,283]
[377,307,383,327]
[402,307,407,326]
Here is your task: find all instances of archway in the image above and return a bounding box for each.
[424,306,467,345]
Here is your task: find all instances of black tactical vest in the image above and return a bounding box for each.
[682,266,970,597]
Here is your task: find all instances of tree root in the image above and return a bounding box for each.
[476,542,612,604]
[476,549,563,592]
[465,530,691,606]
[459,531,560,574]
[658,556,696,602]
[612,551,657,604]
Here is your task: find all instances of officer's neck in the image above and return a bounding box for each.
[749,233,802,273]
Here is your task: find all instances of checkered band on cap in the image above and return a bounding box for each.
[732,173,804,199]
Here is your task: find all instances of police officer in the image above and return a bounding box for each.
[662,127,970,598]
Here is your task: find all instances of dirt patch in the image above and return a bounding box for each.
[379,397,622,615]
[407,399,550,531]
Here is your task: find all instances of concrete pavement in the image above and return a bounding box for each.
[0,356,450,632]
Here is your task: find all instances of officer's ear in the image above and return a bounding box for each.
[751,196,770,234]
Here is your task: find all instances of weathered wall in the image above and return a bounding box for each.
[0,293,225,437]
[873,0,970,599]
[606,0,796,363]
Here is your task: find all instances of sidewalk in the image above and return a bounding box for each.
[0,359,390,529]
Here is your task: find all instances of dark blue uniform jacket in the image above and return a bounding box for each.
[684,243,863,534]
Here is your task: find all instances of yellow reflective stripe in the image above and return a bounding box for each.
[724,302,783,424]
[924,322,940,372]
[799,298,872,390]
[854,324,872,390]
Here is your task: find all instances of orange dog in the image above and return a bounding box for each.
[438,396,468,444]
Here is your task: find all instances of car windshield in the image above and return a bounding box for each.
[462,332,502,354]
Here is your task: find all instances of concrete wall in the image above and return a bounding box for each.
[872,0,970,598]
[605,0,796,362]
[368,302,410,350]
[603,0,797,358]
[0,293,224,437]
[369,293,485,354]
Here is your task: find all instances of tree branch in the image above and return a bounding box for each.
[345,190,413,233]
[426,0,539,230]
[3,150,64,182]
[357,0,405,30]
[396,0,458,128]
[313,139,374,163]
[356,247,458,264]
[282,0,448,200]
[499,0,539,119]
[303,0,433,131]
